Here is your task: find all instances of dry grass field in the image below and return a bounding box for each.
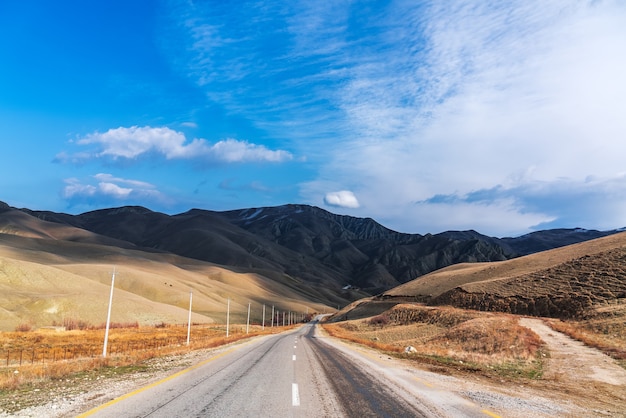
[324,304,545,378]
[359,232,626,364]
[0,321,293,389]
[323,302,626,413]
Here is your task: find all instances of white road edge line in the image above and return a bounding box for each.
[292,383,300,406]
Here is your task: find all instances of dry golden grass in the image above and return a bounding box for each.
[324,304,545,379]
[545,304,626,361]
[371,233,626,362]
[0,322,295,390]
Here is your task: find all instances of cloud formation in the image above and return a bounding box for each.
[35,1,626,237]
[61,126,293,164]
[63,173,165,206]
[264,0,626,236]
[324,191,360,209]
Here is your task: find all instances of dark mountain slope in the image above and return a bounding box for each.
[16,203,515,294]
[8,200,624,299]
[501,228,621,255]
[191,205,516,292]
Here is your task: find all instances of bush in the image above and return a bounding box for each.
[15,323,32,332]
[368,314,390,327]
[63,318,92,330]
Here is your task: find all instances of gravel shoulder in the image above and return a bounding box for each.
[0,345,238,418]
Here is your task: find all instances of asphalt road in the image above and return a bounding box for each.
[80,319,492,417]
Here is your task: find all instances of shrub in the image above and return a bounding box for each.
[15,323,32,332]
[368,314,390,327]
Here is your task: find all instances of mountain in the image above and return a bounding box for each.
[0,205,333,330]
[2,200,625,329]
[19,203,520,294]
[9,202,624,296]
[501,228,622,255]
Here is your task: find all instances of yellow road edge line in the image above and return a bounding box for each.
[481,409,502,418]
[411,376,434,388]
[76,346,239,417]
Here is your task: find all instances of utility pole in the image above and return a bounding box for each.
[226,298,230,337]
[186,289,193,346]
[262,304,265,330]
[246,302,251,334]
[271,306,275,327]
[102,267,116,358]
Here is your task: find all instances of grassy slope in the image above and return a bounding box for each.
[0,230,329,331]
[383,230,626,299]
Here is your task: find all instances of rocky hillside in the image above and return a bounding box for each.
[378,231,626,319]
[432,245,626,318]
[19,204,516,294]
[5,201,623,297]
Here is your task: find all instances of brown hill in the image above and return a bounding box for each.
[0,216,331,331]
[0,208,135,248]
[381,231,626,319]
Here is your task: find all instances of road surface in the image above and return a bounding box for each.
[79,319,494,417]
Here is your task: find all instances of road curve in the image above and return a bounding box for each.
[79,320,493,417]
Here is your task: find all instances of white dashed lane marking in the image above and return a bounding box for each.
[292,383,300,406]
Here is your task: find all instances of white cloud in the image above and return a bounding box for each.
[210,138,292,163]
[62,178,97,198]
[324,190,360,209]
[66,126,293,164]
[304,1,626,235]
[62,173,165,205]
[410,200,555,238]
[167,1,626,236]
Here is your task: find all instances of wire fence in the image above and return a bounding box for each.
[0,324,291,368]
[2,337,189,367]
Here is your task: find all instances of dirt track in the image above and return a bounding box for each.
[520,318,626,386]
[519,318,626,414]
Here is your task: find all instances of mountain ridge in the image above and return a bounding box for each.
[4,200,623,296]
[1,200,625,329]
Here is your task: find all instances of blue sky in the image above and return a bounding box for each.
[1,0,626,237]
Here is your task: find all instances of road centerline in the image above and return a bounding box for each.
[292,383,300,406]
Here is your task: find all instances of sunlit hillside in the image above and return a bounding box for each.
[383,230,626,304]
[0,226,329,331]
